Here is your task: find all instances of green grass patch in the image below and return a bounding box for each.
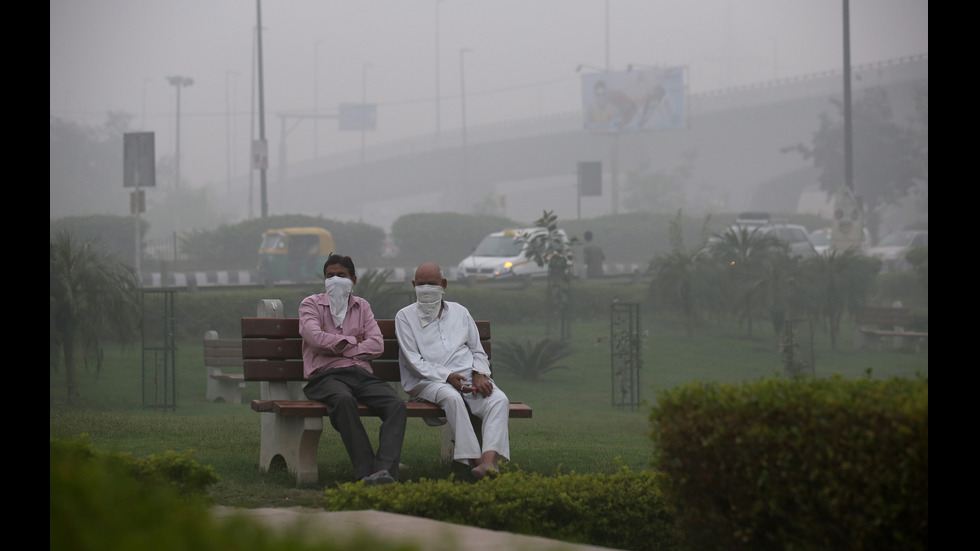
[50,311,927,510]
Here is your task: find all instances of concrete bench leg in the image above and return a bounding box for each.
[259,412,324,486]
[440,424,454,463]
[207,372,245,404]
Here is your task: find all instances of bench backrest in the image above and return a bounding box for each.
[241,318,491,383]
[855,307,911,327]
[203,336,244,368]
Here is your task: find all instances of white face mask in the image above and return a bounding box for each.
[324,277,354,328]
[414,284,444,327]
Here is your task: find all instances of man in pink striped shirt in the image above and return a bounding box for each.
[299,254,406,485]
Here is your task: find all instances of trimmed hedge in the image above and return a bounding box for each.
[50,436,417,551]
[166,283,649,340]
[649,375,928,551]
[322,466,680,551]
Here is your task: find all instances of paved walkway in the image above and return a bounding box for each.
[212,507,625,551]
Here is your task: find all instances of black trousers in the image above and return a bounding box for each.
[303,366,407,480]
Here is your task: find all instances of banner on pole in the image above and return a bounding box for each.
[123,132,155,188]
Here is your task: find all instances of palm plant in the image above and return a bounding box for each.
[492,338,574,382]
[50,230,141,404]
[798,248,880,350]
[647,210,712,337]
[354,268,413,318]
[708,226,788,337]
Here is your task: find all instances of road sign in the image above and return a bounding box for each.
[124,132,155,188]
[578,161,602,196]
[339,103,377,131]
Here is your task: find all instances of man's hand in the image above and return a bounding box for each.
[447,373,473,393]
[471,371,493,398]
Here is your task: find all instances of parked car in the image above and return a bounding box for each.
[456,227,571,282]
[865,230,928,272]
[709,213,815,259]
[808,226,872,254]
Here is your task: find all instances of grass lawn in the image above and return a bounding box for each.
[50,310,927,509]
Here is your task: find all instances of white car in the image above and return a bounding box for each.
[456,228,570,282]
[808,227,872,255]
[710,214,815,259]
[865,230,928,272]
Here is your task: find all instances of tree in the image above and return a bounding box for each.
[798,249,880,350]
[517,211,578,340]
[708,226,788,338]
[50,113,133,220]
[647,210,712,337]
[50,230,141,404]
[788,86,927,241]
[623,150,697,213]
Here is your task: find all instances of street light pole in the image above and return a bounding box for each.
[256,0,269,218]
[842,0,853,191]
[166,75,193,191]
[166,75,192,234]
[459,47,473,210]
[226,71,237,197]
[360,62,371,221]
[314,39,323,158]
[435,0,444,137]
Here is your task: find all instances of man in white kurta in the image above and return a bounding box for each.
[395,262,510,479]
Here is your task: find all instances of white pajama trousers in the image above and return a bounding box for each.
[413,382,510,464]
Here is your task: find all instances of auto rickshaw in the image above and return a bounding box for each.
[257,227,335,283]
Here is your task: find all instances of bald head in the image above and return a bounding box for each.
[413,262,447,289]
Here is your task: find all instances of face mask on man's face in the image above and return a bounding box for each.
[324,277,354,328]
[414,284,444,327]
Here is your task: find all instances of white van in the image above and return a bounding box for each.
[455,228,569,282]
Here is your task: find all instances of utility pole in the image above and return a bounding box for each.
[256,0,269,218]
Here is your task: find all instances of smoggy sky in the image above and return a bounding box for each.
[50,0,927,188]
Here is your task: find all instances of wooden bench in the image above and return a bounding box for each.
[854,306,928,352]
[241,316,532,485]
[204,331,246,404]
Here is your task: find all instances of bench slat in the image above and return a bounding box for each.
[855,307,912,327]
[243,361,304,381]
[250,399,532,419]
[206,357,245,367]
[204,339,243,348]
[376,319,490,340]
[242,338,303,360]
[204,348,244,358]
[242,317,300,338]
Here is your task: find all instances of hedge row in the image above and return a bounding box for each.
[323,466,680,551]
[162,282,649,340]
[649,375,928,551]
[50,436,415,551]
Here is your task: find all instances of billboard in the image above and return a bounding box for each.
[581,66,686,133]
[339,103,377,131]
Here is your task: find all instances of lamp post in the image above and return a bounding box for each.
[166,75,193,191]
[255,0,269,219]
[459,47,473,210]
[314,39,323,158]
[842,0,853,192]
[166,74,192,235]
[226,71,238,197]
[435,0,445,137]
[359,62,372,221]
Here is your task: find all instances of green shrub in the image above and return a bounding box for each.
[649,376,928,551]
[493,338,573,381]
[322,465,680,551]
[51,435,220,498]
[50,436,417,551]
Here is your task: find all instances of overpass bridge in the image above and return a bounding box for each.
[266,55,927,229]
